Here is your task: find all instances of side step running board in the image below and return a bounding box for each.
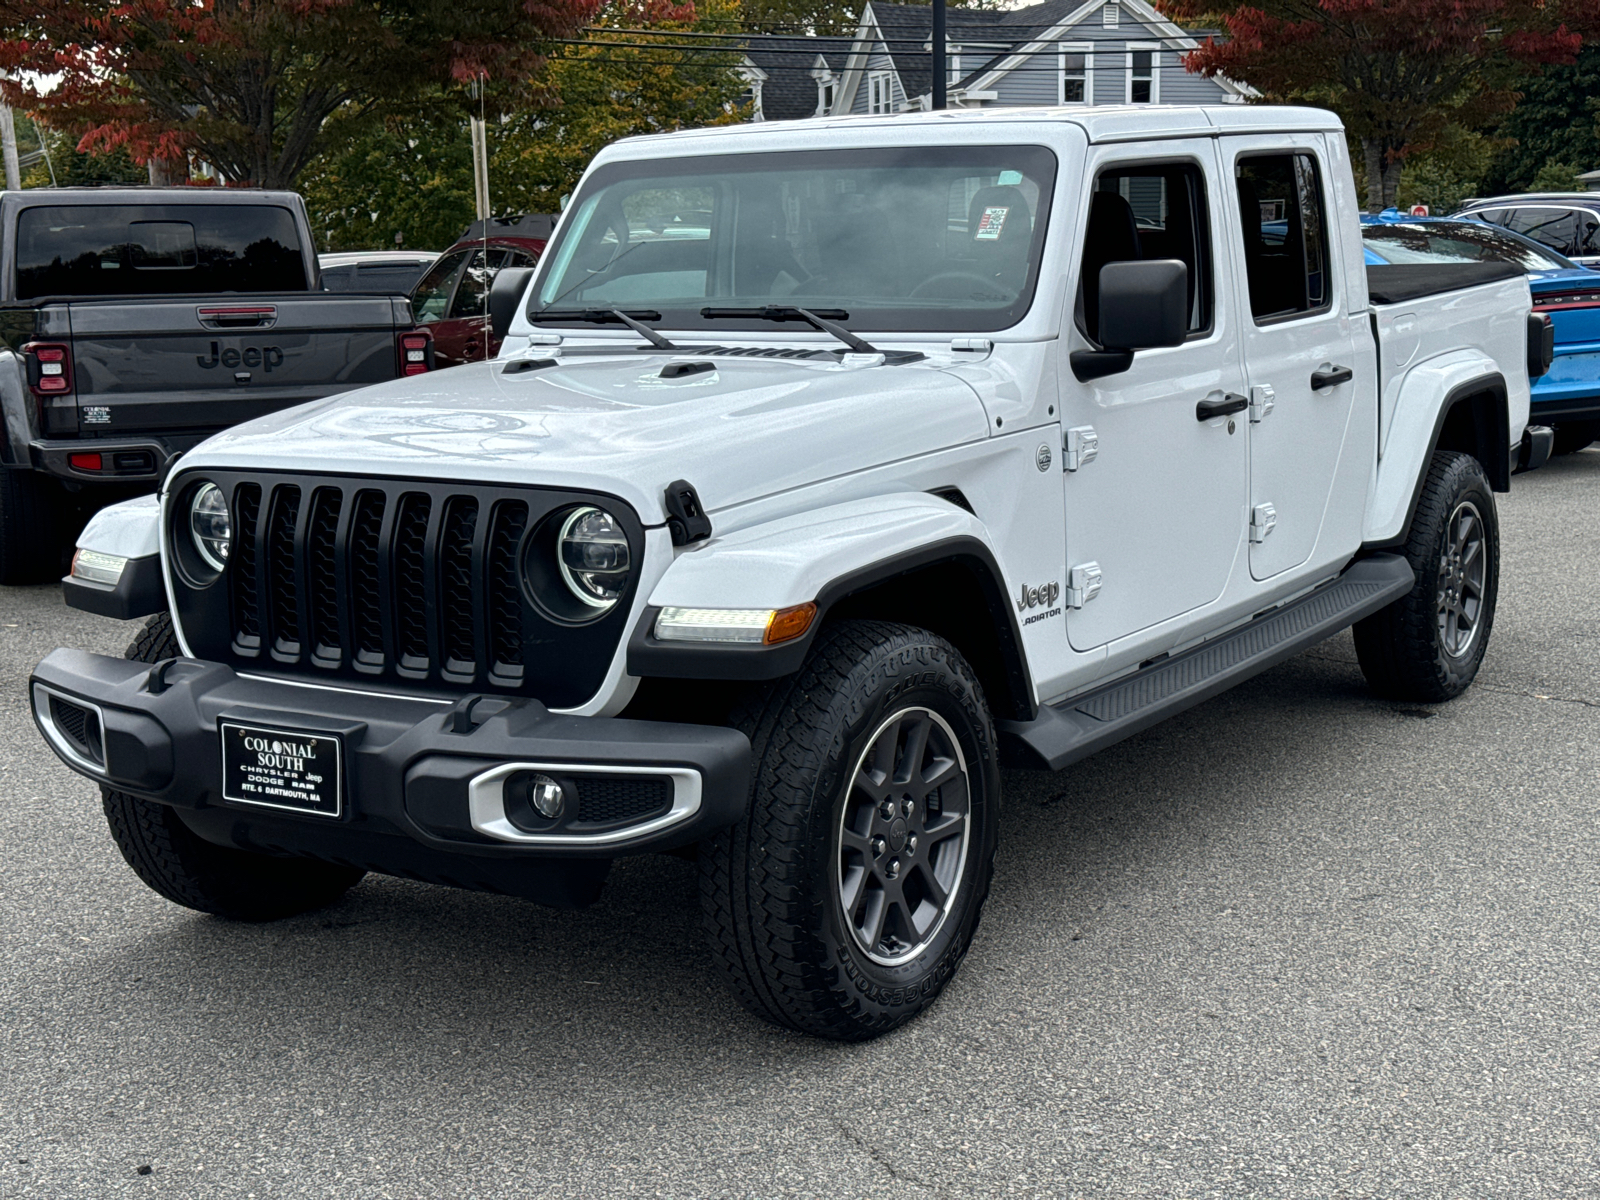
[999,553,1414,771]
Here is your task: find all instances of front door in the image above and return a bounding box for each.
[1061,145,1250,652]
[1226,141,1361,581]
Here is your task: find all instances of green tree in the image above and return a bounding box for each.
[1482,45,1600,193]
[19,123,147,189]
[299,113,477,251]
[1530,159,1586,192]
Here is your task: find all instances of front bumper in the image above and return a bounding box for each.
[31,649,750,905]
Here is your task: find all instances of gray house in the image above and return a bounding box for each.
[742,0,1243,120]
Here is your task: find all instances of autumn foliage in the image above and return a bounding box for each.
[1163,0,1587,209]
[0,0,635,187]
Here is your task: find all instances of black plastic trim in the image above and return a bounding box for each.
[626,535,1037,721]
[62,553,165,620]
[30,647,751,868]
[1516,425,1555,474]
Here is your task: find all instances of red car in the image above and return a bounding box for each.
[409,215,554,367]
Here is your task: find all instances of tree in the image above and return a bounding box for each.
[0,0,610,188]
[1530,159,1586,192]
[298,112,478,251]
[19,122,147,188]
[1164,0,1583,211]
[1481,44,1600,193]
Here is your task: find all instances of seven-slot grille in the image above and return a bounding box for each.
[170,472,641,708]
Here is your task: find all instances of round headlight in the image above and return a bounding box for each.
[189,482,232,572]
[557,506,630,610]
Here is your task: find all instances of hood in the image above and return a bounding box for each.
[180,350,993,523]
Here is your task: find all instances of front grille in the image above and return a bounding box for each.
[171,472,641,708]
[574,776,672,826]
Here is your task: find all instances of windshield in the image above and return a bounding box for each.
[1362,221,1574,272]
[531,146,1057,333]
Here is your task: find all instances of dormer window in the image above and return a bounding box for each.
[818,80,836,115]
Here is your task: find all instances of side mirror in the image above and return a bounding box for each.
[1071,258,1189,382]
[488,267,535,343]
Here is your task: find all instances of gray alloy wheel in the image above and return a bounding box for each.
[1437,499,1487,660]
[836,705,972,967]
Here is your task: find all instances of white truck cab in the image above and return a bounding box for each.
[33,106,1551,1041]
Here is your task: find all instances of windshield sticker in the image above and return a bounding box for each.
[975,207,1009,240]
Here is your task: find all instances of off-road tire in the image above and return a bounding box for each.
[1551,422,1600,456]
[0,469,65,585]
[700,620,1000,1041]
[99,613,365,921]
[1353,450,1499,702]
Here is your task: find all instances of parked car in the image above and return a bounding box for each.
[1363,212,1600,454]
[35,105,1548,1042]
[1453,194,1600,268]
[318,250,438,295]
[0,188,435,583]
[409,214,554,367]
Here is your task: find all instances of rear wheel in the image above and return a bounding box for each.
[0,470,66,585]
[700,620,1000,1041]
[99,613,365,921]
[1353,451,1498,702]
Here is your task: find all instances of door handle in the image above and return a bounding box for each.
[1196,393,1248,421]
[1311,364,1354,389]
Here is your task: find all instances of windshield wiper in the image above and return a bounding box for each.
[699,305,880,355]
[529,307,679,350]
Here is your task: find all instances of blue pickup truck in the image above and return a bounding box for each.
[1361,212,1600,455]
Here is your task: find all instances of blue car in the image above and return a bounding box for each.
[1362,212,1600,454]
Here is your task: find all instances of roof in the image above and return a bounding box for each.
[606,103,1341,158]
[742,35,854,121]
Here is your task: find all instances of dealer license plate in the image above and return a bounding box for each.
[220,722,343,818]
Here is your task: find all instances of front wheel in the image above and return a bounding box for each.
[1353,450,1499,702]
[700,620,1000,1041]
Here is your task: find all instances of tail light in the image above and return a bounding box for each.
[397,330,434,377]
[23,342,73,397]
[1532,291,1600,312]
[1528,313,1555,381]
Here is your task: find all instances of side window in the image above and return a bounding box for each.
[1078,162,1213,344]
[1506,208,1578,256]
[411,249,469,323]
[447,249,511,320]
[1235,152,1331,321]
[1575,209,1600,255]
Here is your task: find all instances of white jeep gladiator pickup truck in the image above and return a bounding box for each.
[31,106,1554,1041]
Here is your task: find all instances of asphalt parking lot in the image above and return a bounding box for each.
[2,452,1598,1200]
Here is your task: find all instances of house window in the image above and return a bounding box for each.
[868,71,894,114]
[1059,45,1092,105]
[1103,3,1119,27]
[819,82,835,114]
[1126,44,1159,104]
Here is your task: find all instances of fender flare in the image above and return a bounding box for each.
[1365,363,1509,550]
[627,493,1036,719]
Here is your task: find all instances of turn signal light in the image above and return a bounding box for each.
[655,602,818,645]
[397,330,433,376]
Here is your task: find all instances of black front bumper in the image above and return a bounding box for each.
[31,649,750,907]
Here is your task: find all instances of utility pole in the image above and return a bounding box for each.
[932,0,947,110]
[0,102,21,191]
[469,117,490,221]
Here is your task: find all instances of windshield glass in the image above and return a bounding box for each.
[532,146,1057,333]
[1362,221,1573,272]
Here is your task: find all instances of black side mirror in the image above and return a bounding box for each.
[1071,258,1188,382]
[489,267,536,343]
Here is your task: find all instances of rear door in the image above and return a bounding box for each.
[1225,139,1361,582]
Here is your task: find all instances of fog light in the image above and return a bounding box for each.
[527,773,565,819]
